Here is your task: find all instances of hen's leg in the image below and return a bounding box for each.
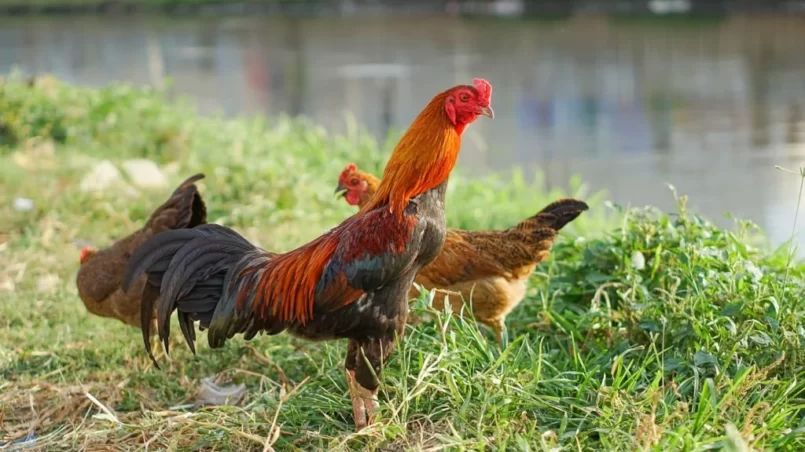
[492,318,508,345]
[481,317,507,345]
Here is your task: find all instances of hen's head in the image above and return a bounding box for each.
[335,163,370,206]
[79,247,98,265]
[444,78,493,129]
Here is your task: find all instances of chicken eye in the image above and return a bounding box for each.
[351,178,359,185]
[459,93,470,102]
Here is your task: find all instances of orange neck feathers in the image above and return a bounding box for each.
[243,82,489,325]
[359,91,462,218]
[356,170,380,208]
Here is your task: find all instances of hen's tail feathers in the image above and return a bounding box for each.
[122,224,263,367]
[146,173,208,232]
[503,198,589,268]
[517,198,589,233]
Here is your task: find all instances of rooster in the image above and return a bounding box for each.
[76,174,207,330]
[336,164,588,343]
[122,79,494,430]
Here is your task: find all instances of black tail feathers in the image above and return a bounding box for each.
[122,224,255,367]
[530,198,589,232]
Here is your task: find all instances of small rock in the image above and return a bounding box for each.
[0,278,15,292]
[80,161,122,193]
[195,377,247,407]
[122,159,168,189]
[630,250,646,270]
[35,274,60,292]
[13,197,34,212]
[162,161,181,177]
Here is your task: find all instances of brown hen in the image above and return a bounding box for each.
[76,174,207,330]
[336,164,588,342]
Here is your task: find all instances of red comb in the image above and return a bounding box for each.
[473,78,492,104]
[79,247,91,263]
[339,163,357,181]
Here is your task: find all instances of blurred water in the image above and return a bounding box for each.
[2,14,805,248]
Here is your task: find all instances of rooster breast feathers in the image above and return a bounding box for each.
[122,203,426,362]
[316,208,421,306]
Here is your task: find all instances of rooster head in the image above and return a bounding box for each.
[444,78,494,129]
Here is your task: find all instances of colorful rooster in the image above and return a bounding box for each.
[122,79,494,430]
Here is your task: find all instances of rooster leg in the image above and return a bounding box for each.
[345,338,387,431]
[345,340,372,431]
[345,369,368,429]
[345,368,378,430]
[358,380,379,426]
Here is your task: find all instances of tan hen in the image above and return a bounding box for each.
[336,164,587,342]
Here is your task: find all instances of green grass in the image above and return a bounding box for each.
[1,75,804,450]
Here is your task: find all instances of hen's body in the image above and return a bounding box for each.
[76,174,206,329]
[337,166,588,342]
[416,200,587,340]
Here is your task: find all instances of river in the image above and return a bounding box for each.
[2,13,805,248]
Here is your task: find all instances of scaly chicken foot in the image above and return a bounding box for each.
[492,318,508,346]
[346,369,379,431]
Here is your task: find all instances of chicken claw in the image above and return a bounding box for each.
[346,369,379,431]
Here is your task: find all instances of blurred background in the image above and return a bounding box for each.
[2,0,805,247]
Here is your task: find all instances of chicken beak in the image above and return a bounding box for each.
[479,105,494,119]
[335,183,347,198]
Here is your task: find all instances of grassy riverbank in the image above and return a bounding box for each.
[0,76,803,450]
